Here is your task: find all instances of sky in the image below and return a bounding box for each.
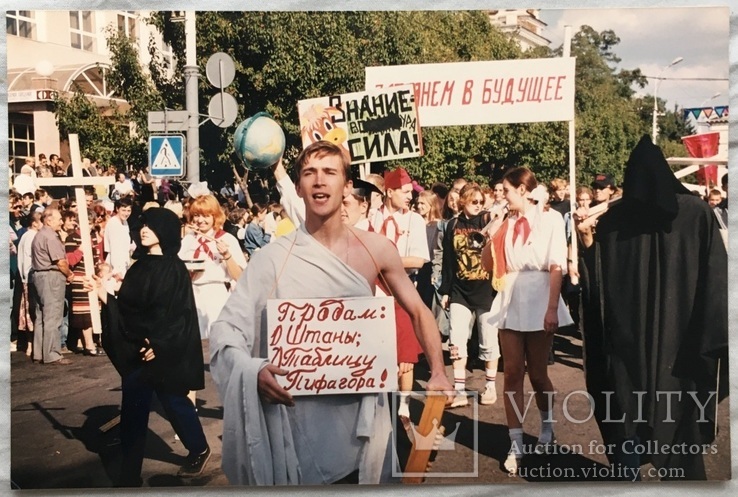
[539,6,730,113]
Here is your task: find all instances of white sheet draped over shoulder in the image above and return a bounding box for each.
[210,225,394,485]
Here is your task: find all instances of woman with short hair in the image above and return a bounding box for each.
[178,194,247,340]
[439,183,500,408]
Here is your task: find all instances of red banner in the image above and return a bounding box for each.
[682,132,720,187]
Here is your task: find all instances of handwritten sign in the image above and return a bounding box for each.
[267,297,397,395]
[365,57,575,126]
[297,85,423,164]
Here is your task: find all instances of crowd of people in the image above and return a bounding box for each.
[8,136,728,485]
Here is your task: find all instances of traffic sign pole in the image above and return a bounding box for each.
[185,11,199,183]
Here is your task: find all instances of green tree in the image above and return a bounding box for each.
[53,87,135,168]
[150,11,529,190]
[56,13,684,194]
[548,26,651,187]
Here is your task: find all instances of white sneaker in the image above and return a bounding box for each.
[397,401,410,419]
[10,341,17,352]
[480,384,497,405]
[534,435,557,455]
[504,451,522,475]
[450,392,469,408]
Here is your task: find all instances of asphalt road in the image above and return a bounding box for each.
[9,326,731,488]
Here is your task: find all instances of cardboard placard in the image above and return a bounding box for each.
[298,85,423,164]
[267,296,397,395]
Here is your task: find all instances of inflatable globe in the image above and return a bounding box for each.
[233,112,286,170]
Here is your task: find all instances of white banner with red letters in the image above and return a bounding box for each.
[365,57,575,126]
[267,296,397,395]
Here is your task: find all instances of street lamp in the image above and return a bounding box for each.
[700,92,721,108]
[696,92,721,133]
[651,56,683,143]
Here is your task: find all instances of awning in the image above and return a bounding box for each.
[7,62,124,106]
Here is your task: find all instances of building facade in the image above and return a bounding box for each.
[6,10,172,174]
[487,9,550,52]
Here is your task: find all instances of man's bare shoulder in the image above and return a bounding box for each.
[350,228,398,262]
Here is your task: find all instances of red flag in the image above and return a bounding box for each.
[682,132,719,187]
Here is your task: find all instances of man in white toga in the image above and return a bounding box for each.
[209,141,452,485]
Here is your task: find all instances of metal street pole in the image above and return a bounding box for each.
[651,56,683,143]
[700,92,721,108]
[651,80,660,143]
[696,92,721,133]
[184,11,200,183]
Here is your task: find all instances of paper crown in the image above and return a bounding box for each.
[384,167,412,190]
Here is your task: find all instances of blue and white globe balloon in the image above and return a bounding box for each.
[233,112,286,170]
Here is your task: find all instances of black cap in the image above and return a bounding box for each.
[351,178,383,199]
[592,173,615,189]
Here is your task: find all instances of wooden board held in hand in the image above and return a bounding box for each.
[402,394,447,483]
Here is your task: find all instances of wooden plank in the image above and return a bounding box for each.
[68,135,103,336]
[99,415,120,433]
[36,135,109,335]
[34,176,114,187]
[402,394,447,484]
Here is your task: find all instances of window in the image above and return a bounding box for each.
[7,10,35,39]
[69,11,95,51]
[9,116,35,174]
[160,39,174,69]
[117,11,137,41]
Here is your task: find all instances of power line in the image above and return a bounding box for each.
[645,76,728,81]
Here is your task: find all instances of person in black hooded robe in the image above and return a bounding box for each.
[98,207,210,486]
[579,135,728,480]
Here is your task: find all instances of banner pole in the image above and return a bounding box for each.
[563,25,579,285]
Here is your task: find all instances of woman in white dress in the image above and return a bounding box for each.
[482,167,573,475]
[178,194,247,340]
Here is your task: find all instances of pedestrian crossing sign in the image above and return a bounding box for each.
[149,134,185,177]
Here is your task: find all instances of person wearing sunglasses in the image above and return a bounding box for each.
[11,202,24,229]
[438,183,501,408]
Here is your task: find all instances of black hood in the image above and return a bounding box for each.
[141,208,182,256]
[622,135,690,220]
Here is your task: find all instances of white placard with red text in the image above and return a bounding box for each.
[267,297,397,396]
[365,57,575,126]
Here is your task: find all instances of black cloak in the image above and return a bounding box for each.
[581,135,728,477]
[102,208,204,393]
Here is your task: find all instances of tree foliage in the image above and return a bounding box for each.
[54,12,693,193]
[53,87,136,168]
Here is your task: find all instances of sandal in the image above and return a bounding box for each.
[83,348,106,357]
